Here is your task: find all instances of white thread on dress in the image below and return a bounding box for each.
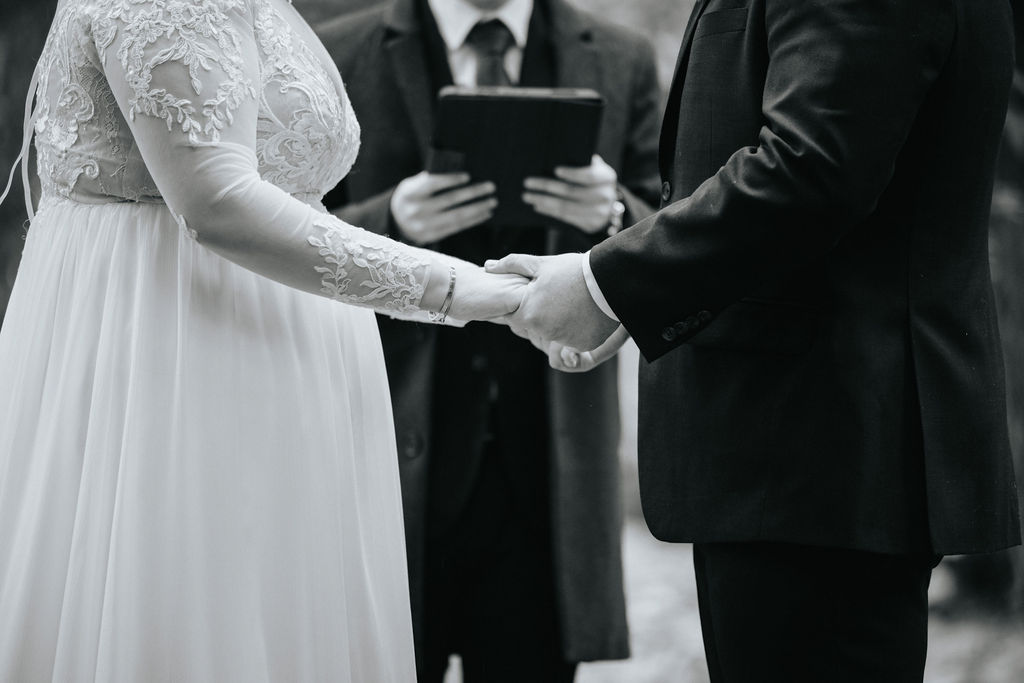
[29,0,430,314]
[94,0,257,144]
[308,217,428,313]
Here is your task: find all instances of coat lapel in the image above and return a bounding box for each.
[542,0,605,254]
[659,0,713,174]
[546,0,604,97]
[383,0,442,159]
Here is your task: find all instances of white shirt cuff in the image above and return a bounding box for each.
[581,251,619,323]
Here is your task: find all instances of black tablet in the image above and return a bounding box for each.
[427,85,605,228]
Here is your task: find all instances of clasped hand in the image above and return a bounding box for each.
[484,252,626,372]
[402,154,627,371]
[437,251,626,372]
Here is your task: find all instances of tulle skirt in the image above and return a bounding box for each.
[0,199,416,682]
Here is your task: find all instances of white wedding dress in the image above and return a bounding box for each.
[0,0,431,680]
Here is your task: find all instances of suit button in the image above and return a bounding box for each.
[698,310,713,325]
[471,354,488,371]
[684,316,698,329]
[674,320,690,334]
[661,326,678,342]
[661,181,672,203]
[402,433,424,460]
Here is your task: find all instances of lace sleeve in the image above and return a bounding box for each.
[93,0,434,313]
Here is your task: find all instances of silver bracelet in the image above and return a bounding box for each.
[428,266,456,324]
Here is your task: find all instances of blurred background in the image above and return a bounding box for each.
[2,1,1022,680]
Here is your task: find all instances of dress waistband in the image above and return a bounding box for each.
[35,194,165,214]
[36,191,327,214]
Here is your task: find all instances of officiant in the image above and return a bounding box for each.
[318,0,662,680]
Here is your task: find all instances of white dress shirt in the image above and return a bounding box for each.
[427,0,534,86]
[582,252,619,321]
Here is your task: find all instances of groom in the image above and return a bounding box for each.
[492,0,1023,679]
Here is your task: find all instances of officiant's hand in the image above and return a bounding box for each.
[485,252,619,351]
[523,155,618,234]
[391,171,497,245]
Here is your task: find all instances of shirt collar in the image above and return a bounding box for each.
[427,0,534,51]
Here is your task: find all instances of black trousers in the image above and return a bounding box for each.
[419,437,576,683]
[693,542,940,683]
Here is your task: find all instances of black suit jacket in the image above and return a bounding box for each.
[591,0,1021,556]
[316,0,662,662]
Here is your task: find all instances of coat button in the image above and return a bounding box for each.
[471,353,488,371]
[698,310,713,325]
[661,181,672,203]
[684,315,698,329]
[674,320,690,334]
[661,326,678,342]
[402,433,424,460]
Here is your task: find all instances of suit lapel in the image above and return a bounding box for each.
[659,0,713,175]
[383,0,446,159]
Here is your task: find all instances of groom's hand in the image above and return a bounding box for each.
[485,252,619,350]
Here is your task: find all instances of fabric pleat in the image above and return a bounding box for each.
[0,200,416,682]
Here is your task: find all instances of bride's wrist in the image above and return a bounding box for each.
[420,259,456,315]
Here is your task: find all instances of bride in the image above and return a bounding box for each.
[0,0,573,679]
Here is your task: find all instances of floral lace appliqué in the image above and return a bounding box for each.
[94,0,257,144]
[31,5,108,201]
[307,218,427,313]
[252,0,359,197]
[31,0,357,206]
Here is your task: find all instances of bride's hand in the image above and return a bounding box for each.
[510,324,630,373]
[546,325,630,373]
[446,262,529,322]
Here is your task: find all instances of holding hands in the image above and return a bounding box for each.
[420,246,628,373]
[485,252,627,371]
[405,158,628,371]
[446,260,531,323]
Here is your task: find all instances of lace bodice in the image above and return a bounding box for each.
[24,0,435,314]
[35,0,358,206]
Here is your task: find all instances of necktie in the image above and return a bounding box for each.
[465,19,515,86]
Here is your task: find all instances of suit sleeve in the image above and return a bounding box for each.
[590,0,956,360]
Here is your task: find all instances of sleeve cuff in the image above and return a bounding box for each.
[582,251,619,323]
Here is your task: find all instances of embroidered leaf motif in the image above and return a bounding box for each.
[99,0,256,144]
[308,217,427,313]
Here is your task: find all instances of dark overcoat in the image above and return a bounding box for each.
[317,0,662,661]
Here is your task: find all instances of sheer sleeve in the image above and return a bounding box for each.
[93,0,441,315]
